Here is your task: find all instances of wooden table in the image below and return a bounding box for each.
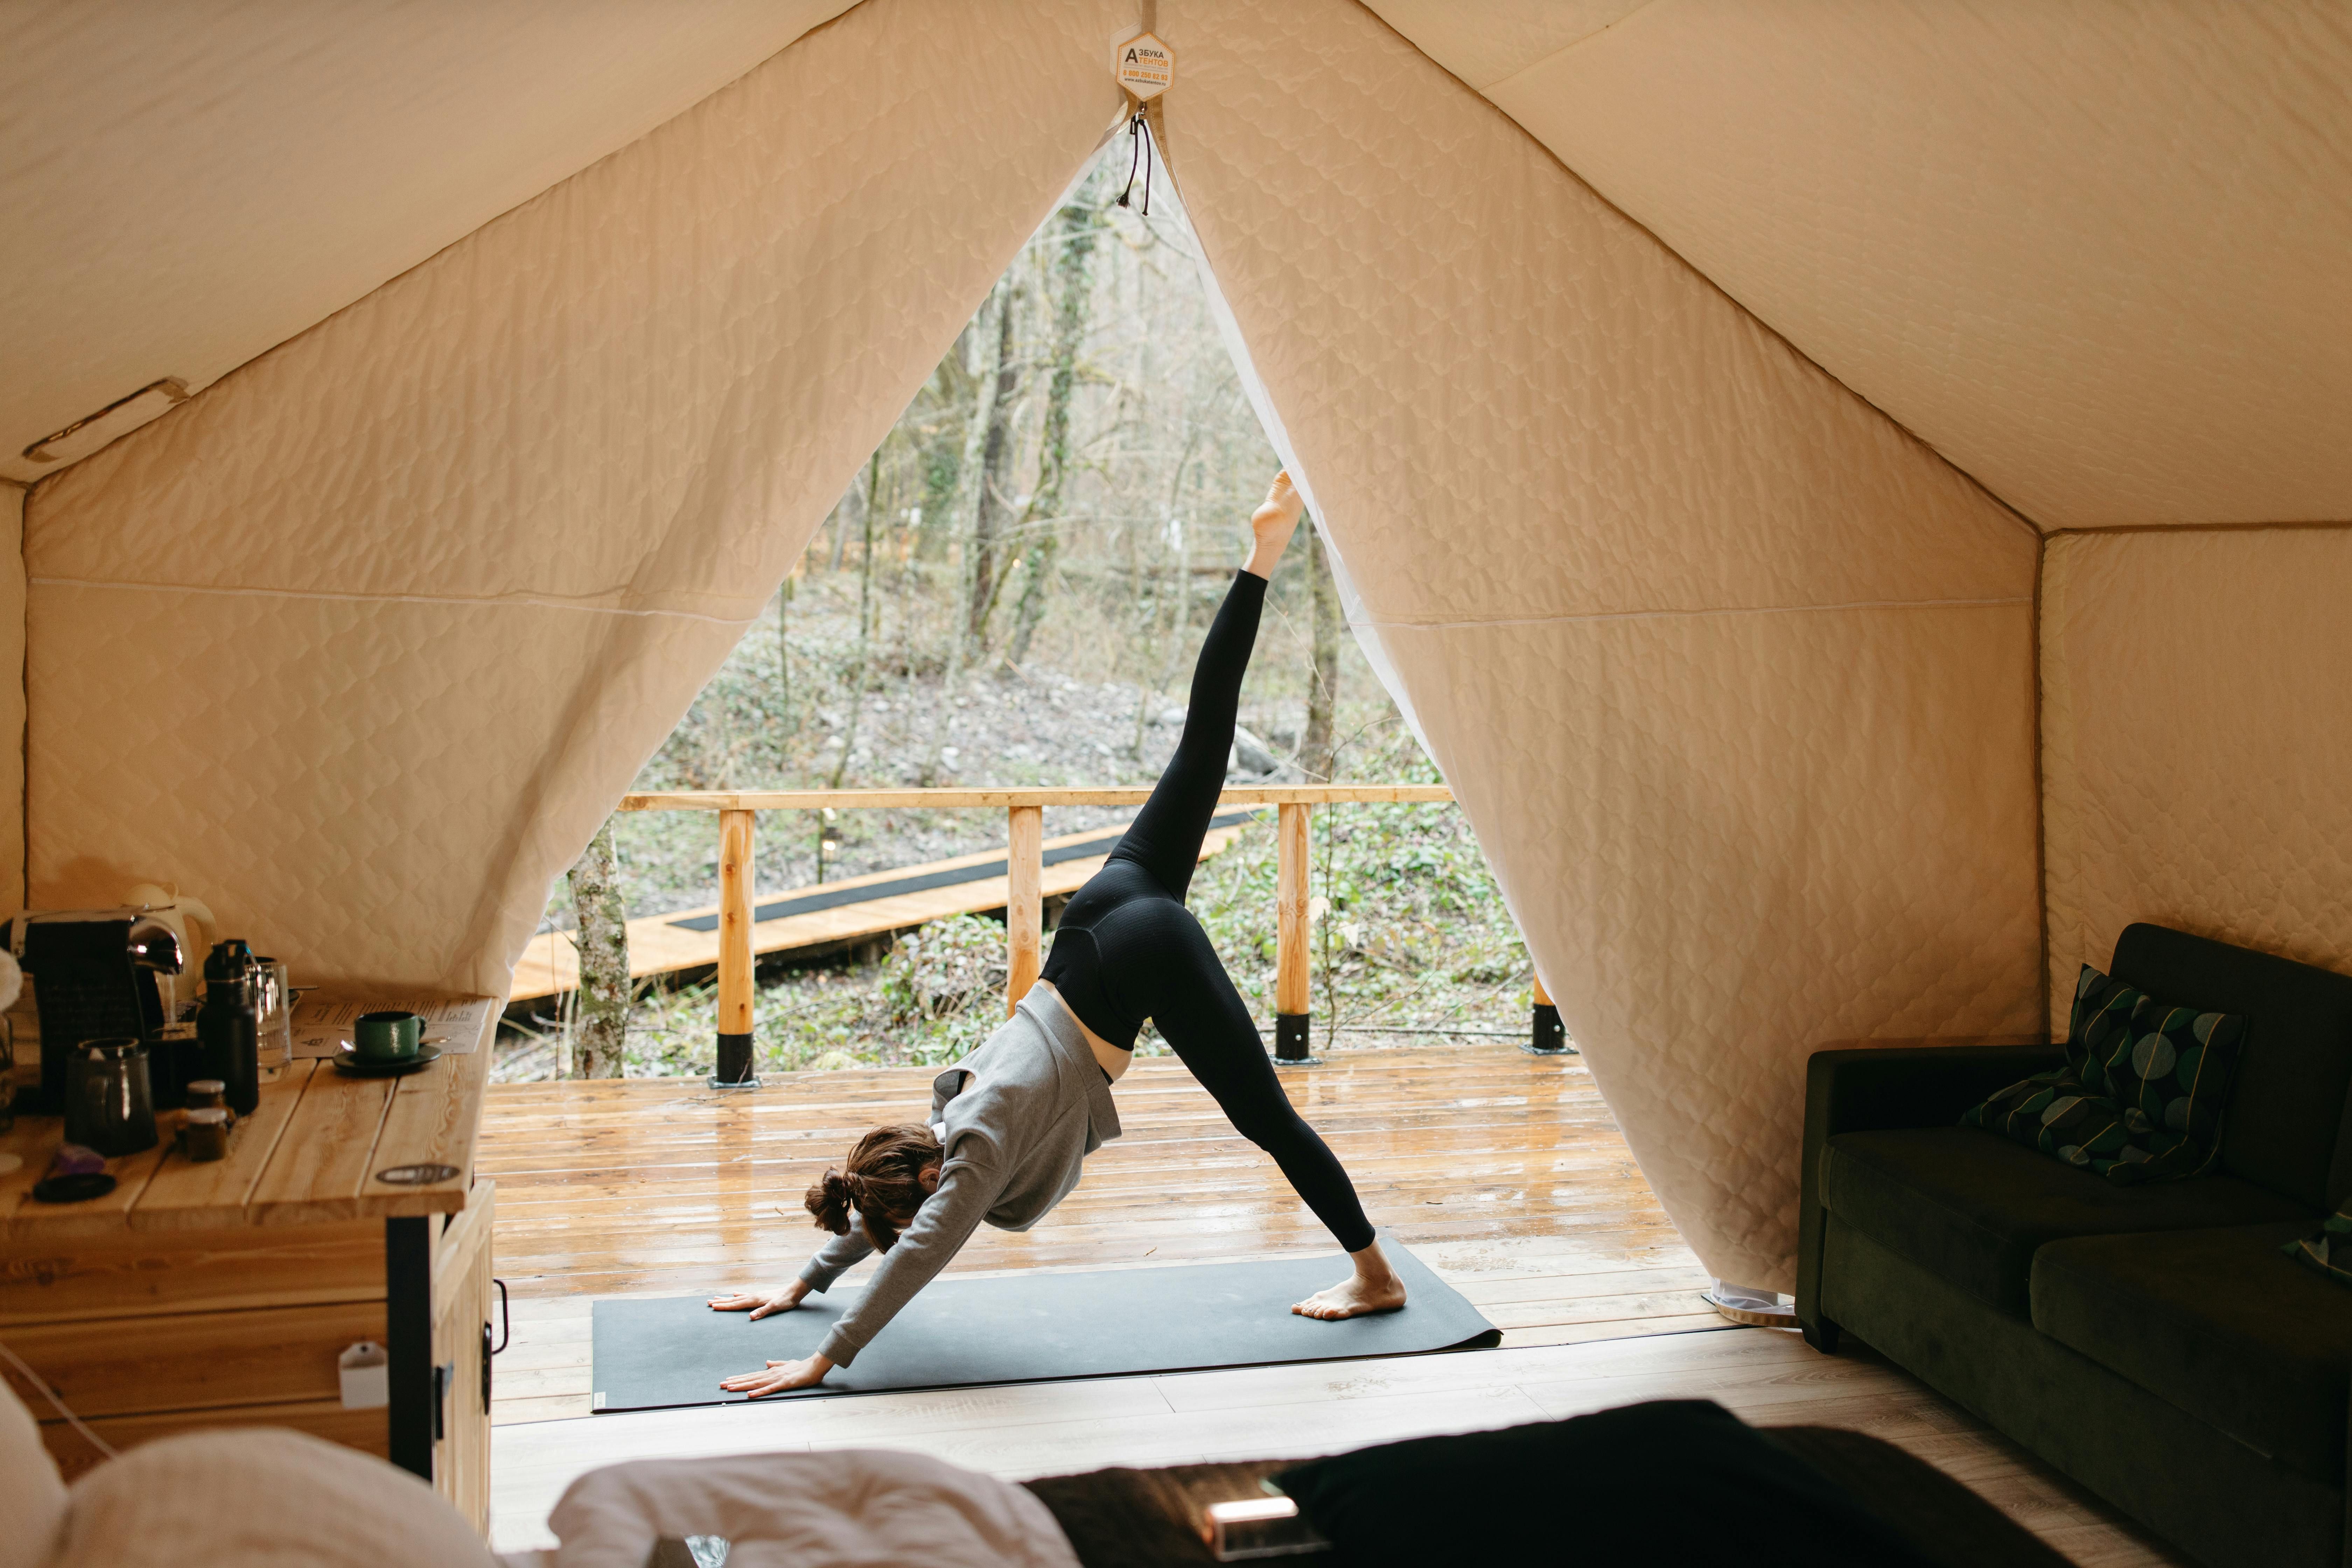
[0,1009,497,1531]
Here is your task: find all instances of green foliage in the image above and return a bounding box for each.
[1189,792,1531,1051]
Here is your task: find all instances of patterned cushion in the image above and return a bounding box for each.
[1960,964,2247,1185]
[2283,1204,2352,1286]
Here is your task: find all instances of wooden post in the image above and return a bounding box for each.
[1526,968,1572,1056]
[1274,801,1317,1063]
[1006,805,1043,1015]
[711,808,758,1087]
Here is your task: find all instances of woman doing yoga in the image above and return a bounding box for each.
[709,472,1405,1396]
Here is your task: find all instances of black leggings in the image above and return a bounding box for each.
[1043,570,1377,1254]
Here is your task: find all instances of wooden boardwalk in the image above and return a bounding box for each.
[509,813,1257,1002]
[477,1043,1710,1426]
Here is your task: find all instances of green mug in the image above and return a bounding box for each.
[352,1011,424,1062]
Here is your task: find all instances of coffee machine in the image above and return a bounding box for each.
[5,909,184,1114]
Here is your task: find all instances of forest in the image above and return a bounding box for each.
[500,155,1539,1082]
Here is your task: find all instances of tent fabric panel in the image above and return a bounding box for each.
[2041,528,2352,1032]
[28,3,1117,620]
[1397,0,2352,530]
[0,1,860,478]
[23,0,1127,993]
[1159,8,2032,628]
[1157,0,2040,1289]
[26,584,738,999]
[1385,604,2042,1286]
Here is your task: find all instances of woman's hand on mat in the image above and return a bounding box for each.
[1242,470,1305,578]
[720,1353,833,1397]
[708,1280,810,1320]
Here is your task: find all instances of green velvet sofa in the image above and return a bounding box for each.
[1797,923,2352,1568]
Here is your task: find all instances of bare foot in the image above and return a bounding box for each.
[1242,470,1305,578]
[1292,1245,1408,1321]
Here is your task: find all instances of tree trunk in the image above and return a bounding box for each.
[925,284,1009,783]
[827,468,862,573]
[1302,528,1342,781]
[775,569,793,731]
[966,284,1024,651]
[830,449,881,790]
[1009,200,1101,669]
[567,818,630,1079]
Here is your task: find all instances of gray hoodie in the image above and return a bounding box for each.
[796,986,1121,1365]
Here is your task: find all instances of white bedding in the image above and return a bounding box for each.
[536,1449,1082,1568]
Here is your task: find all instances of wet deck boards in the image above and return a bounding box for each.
[477,1044,1709,1427]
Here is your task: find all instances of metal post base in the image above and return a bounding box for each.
[1273,1012,1321,1066]
[1523,1001,1574,1056]
[709,1031,760,1090]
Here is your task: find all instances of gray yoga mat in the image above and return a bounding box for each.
[591,1241,1497,1412]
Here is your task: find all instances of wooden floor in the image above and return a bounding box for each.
[479,1045,1708,1426]
[490,1329,2190,1564]
[479,1045,2191,1565]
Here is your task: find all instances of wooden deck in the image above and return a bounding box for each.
[481,1042,2190,1565]
[509,814,1257,1002]
[477,1043,1709,1426]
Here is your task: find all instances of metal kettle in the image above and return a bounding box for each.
[64,1035,158,1157]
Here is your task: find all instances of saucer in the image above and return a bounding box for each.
[31,1171,117,1204]
[333,1044,444,1078]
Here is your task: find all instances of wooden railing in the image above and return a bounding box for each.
[615,784,1570,1086]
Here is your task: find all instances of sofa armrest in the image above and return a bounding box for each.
[1794,1042,2060,1349]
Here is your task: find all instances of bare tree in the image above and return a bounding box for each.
[566,818,630,1078]
[965,281,1026,650]
[1007,200,1102,668]
[829,448,883,790]
[1301,527,1342,780]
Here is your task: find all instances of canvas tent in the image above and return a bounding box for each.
[3,0,2347,1294]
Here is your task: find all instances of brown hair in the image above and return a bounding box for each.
[806,1124,943,1252]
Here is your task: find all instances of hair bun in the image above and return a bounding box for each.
[803,1167,855,1234]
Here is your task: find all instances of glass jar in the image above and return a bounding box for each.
[253,958,293,1082]
[181,1107,230,1162]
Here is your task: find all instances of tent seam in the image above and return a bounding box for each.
[24,575,756,627]
[2043,519,2352,538]
[1356,595,2030,631]
[1472,0,1668,96]
[2032,531,2050,1039]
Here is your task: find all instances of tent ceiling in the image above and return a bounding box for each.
[0,0,855,483]
[1365,0,2352,529]
[9,1,2346,520]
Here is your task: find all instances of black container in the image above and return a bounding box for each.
[8,913,153,1114]
[196,940,260,1116]
[152,1023,202,1110]
[63,1036,158,1157]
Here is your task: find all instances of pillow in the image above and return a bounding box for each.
[546,1448,1081,1568]
[1268,1401,1931,1567]
[1960,963,2246,1184]
[58,1428,499,1568]
[2283,1202,2352,1286]
[0,1376,66,1568]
